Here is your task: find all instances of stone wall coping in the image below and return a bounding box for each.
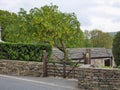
[79,67,120,70]
[0,59,43,64]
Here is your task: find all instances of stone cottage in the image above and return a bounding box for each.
[52,48,115,67]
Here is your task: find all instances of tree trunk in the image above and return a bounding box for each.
[54,38,68,61]
[63,49,68,61]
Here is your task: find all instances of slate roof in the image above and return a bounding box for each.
[52,48,113,60]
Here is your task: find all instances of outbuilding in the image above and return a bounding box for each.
[52,48,115,67]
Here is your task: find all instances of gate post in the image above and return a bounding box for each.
[63,61,66,78]
[42,50,48,77]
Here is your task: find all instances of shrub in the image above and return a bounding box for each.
[0,42,52,62]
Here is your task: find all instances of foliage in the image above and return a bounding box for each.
[29,5,84,48]
[109,32,117,37]
[118,65,120,69]
[2,5,84,61]
[84,30,92,47]
[2,8,35,43]
[112,31,120,66]
[84,30,113,48]
[90,30,113,48]
[101,66,112,69]
[0,42,52,62]
[31,5,84,60]
[0,10,18,40]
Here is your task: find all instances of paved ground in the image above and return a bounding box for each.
[0,74,79,90]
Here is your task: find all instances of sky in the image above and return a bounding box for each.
[0,0,120,32]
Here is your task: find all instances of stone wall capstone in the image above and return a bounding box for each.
[78,67,120,90]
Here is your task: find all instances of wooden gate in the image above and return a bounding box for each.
[47,61,82,78]
[42,50,85,78]
[42,50,83,78]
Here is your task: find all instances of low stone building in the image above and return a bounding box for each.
[52,48,115,67]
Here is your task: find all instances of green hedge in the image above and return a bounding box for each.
[0,42,52,62]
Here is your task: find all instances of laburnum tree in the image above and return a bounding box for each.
[112,31,120,66]
[30,5,84,60]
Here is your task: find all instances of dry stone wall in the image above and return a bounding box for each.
[0,60,43,77]
[47,63,78,78]
[0,60,78,78]
[78,67,120,90]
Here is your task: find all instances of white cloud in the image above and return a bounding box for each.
[0,0,21,12]
[81,16,120,32]
[93,0,120,6]
[90,6,120,16]
[80,0,120,32]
